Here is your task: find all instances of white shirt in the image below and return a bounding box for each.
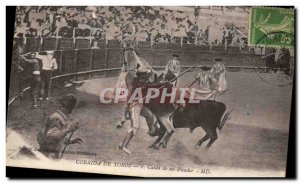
[36,54,58,71]
[166,59,181,75]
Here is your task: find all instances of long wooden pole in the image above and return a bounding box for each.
[60,132,74,159]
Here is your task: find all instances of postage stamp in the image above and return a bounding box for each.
[249,7,294,47]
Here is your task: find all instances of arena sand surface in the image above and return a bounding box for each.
[7,71,293,176]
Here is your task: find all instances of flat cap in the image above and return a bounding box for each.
[214,58,223,62]
[59,94,77,109]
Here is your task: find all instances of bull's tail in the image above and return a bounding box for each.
[218,109,233,130]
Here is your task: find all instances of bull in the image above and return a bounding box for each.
[144,99,230,149]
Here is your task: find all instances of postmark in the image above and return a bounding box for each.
[249,7,294,48]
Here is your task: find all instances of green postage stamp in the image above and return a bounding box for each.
[249,7,294,47]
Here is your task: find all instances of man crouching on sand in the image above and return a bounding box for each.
[37,94,83,159]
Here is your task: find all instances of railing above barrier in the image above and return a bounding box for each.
[15,37,248,54]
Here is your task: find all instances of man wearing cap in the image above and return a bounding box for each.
[164,54,181,84]
[35,51,58,101]
[210,58,227,92]
[37,94,82,159]
[193,66,213,88]
[118,52,158,154]
[20,52,41,109]
[186,66,218,100]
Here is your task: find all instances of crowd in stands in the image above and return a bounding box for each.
[14,6,249,48]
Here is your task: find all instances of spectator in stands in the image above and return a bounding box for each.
[226,28,234,45]
[197,29,205,45]
[53,15,68,37]
[194,6,200,18]
[186,22,198,44]
[14,17,28,38]
[35,51,58,101]
[28,18,39,37]
[66,14,78,28]
[221,28,226,45]
[89,19,98,28]
[204,26,210,42]
[136,29,148,42]
[78,19,91,30]
[191,22,199,34]
[186,16,193,28]
[179,24,188,37]
[92,29,102,40]
[40,19,52,37]
[14,6,249,48]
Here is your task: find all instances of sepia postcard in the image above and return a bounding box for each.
[7,6,294,177]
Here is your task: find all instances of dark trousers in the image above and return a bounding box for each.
[18,71,26,97]
[30,75,41,106]
[40,70,52,98]
[18,72,41,106]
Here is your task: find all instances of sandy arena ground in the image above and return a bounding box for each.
[7,71,293,176]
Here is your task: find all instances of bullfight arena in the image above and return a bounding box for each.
[7,70,292,175]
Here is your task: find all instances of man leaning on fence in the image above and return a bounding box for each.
[19,52,41,109]
[35,51,58,101]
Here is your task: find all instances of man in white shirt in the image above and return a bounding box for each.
[165,54,181,77]
[163,54,181,85]
[35,51,58,100]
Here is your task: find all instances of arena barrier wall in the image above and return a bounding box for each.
[9,38,288,105]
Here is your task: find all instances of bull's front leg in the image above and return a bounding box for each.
[206,129,218,149]
[140,106,159,137]
[149,129,165,149]
[160,130,173,148]
[195,133,209,149]
[158,131,174,149]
